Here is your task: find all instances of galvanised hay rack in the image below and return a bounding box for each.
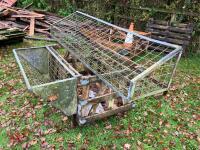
[13,45,80,116]
[50,11,182,103]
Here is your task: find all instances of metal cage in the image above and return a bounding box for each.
[13,46,80,115]
[50,11,182,102]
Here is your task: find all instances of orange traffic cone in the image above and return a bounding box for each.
[129,22,135,31]
[124,22,134,49]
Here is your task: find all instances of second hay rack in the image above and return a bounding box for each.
[51,11,182,102]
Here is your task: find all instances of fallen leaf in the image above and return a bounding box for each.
[8,131,26,147]
[105,124,112,129]
[62,116,68,123]
[41,141,49,149]
[22,128,30,137]
[197,136,200,143]
[44,120,54,127]
[165,122,171,128]
[80,144,88,150]
[40,137,45,142]
[44,128,56,135]
[29,139,37,146]
[48,95,58,102]
[33,121,41,127]
[143,111,148,116]
[35,104,42,109]
[0,109,6,115]
[55,137,64,142]
[163,130,168,134]
[67,141,75,149]
[193,114,200,121]
[124,143,131,150]
[25,112,32,118]
[0,102,4,107]
[159,120,163,126]
[22,142,29,149]
[77,133,82,141]
[34,128,43,136]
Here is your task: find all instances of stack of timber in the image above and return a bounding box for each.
[0,27,25,45]
[146,19,194,54]
[0,6,63,36]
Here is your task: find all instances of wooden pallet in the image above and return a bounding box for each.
[146,18,194,54]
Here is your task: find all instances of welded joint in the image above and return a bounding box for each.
[127,81,136,101]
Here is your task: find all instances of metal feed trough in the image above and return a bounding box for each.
[13,45,80,116]
[50,11,182,102]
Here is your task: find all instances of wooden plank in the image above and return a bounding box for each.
[82,85,90,100]
[20,18,50,28]
[11,15,44,18]
[148,19,169,26]
[29,17,35,36]
[147,28,191,40]
[83,103,133,122]
[148,19,193,29]
[151,35,190,45]
[147,23,193,34]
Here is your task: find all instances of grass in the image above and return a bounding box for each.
[0,40,200,149]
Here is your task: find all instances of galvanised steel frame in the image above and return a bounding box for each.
[51,11,182,103]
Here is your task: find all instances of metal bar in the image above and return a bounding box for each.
[31,77,76,90]
[13,49,31,90]
[46,46,78,77]
[46,46,81,77]
[25,36,57,42]
[80,92,116,103]
[167,51,182,89]
[131,88,168,101]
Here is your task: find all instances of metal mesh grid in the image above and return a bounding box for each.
[133,53,180,99]
[51,11,182,100]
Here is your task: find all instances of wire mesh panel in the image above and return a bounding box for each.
[13,46,79,115]
[51,11,182,101]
